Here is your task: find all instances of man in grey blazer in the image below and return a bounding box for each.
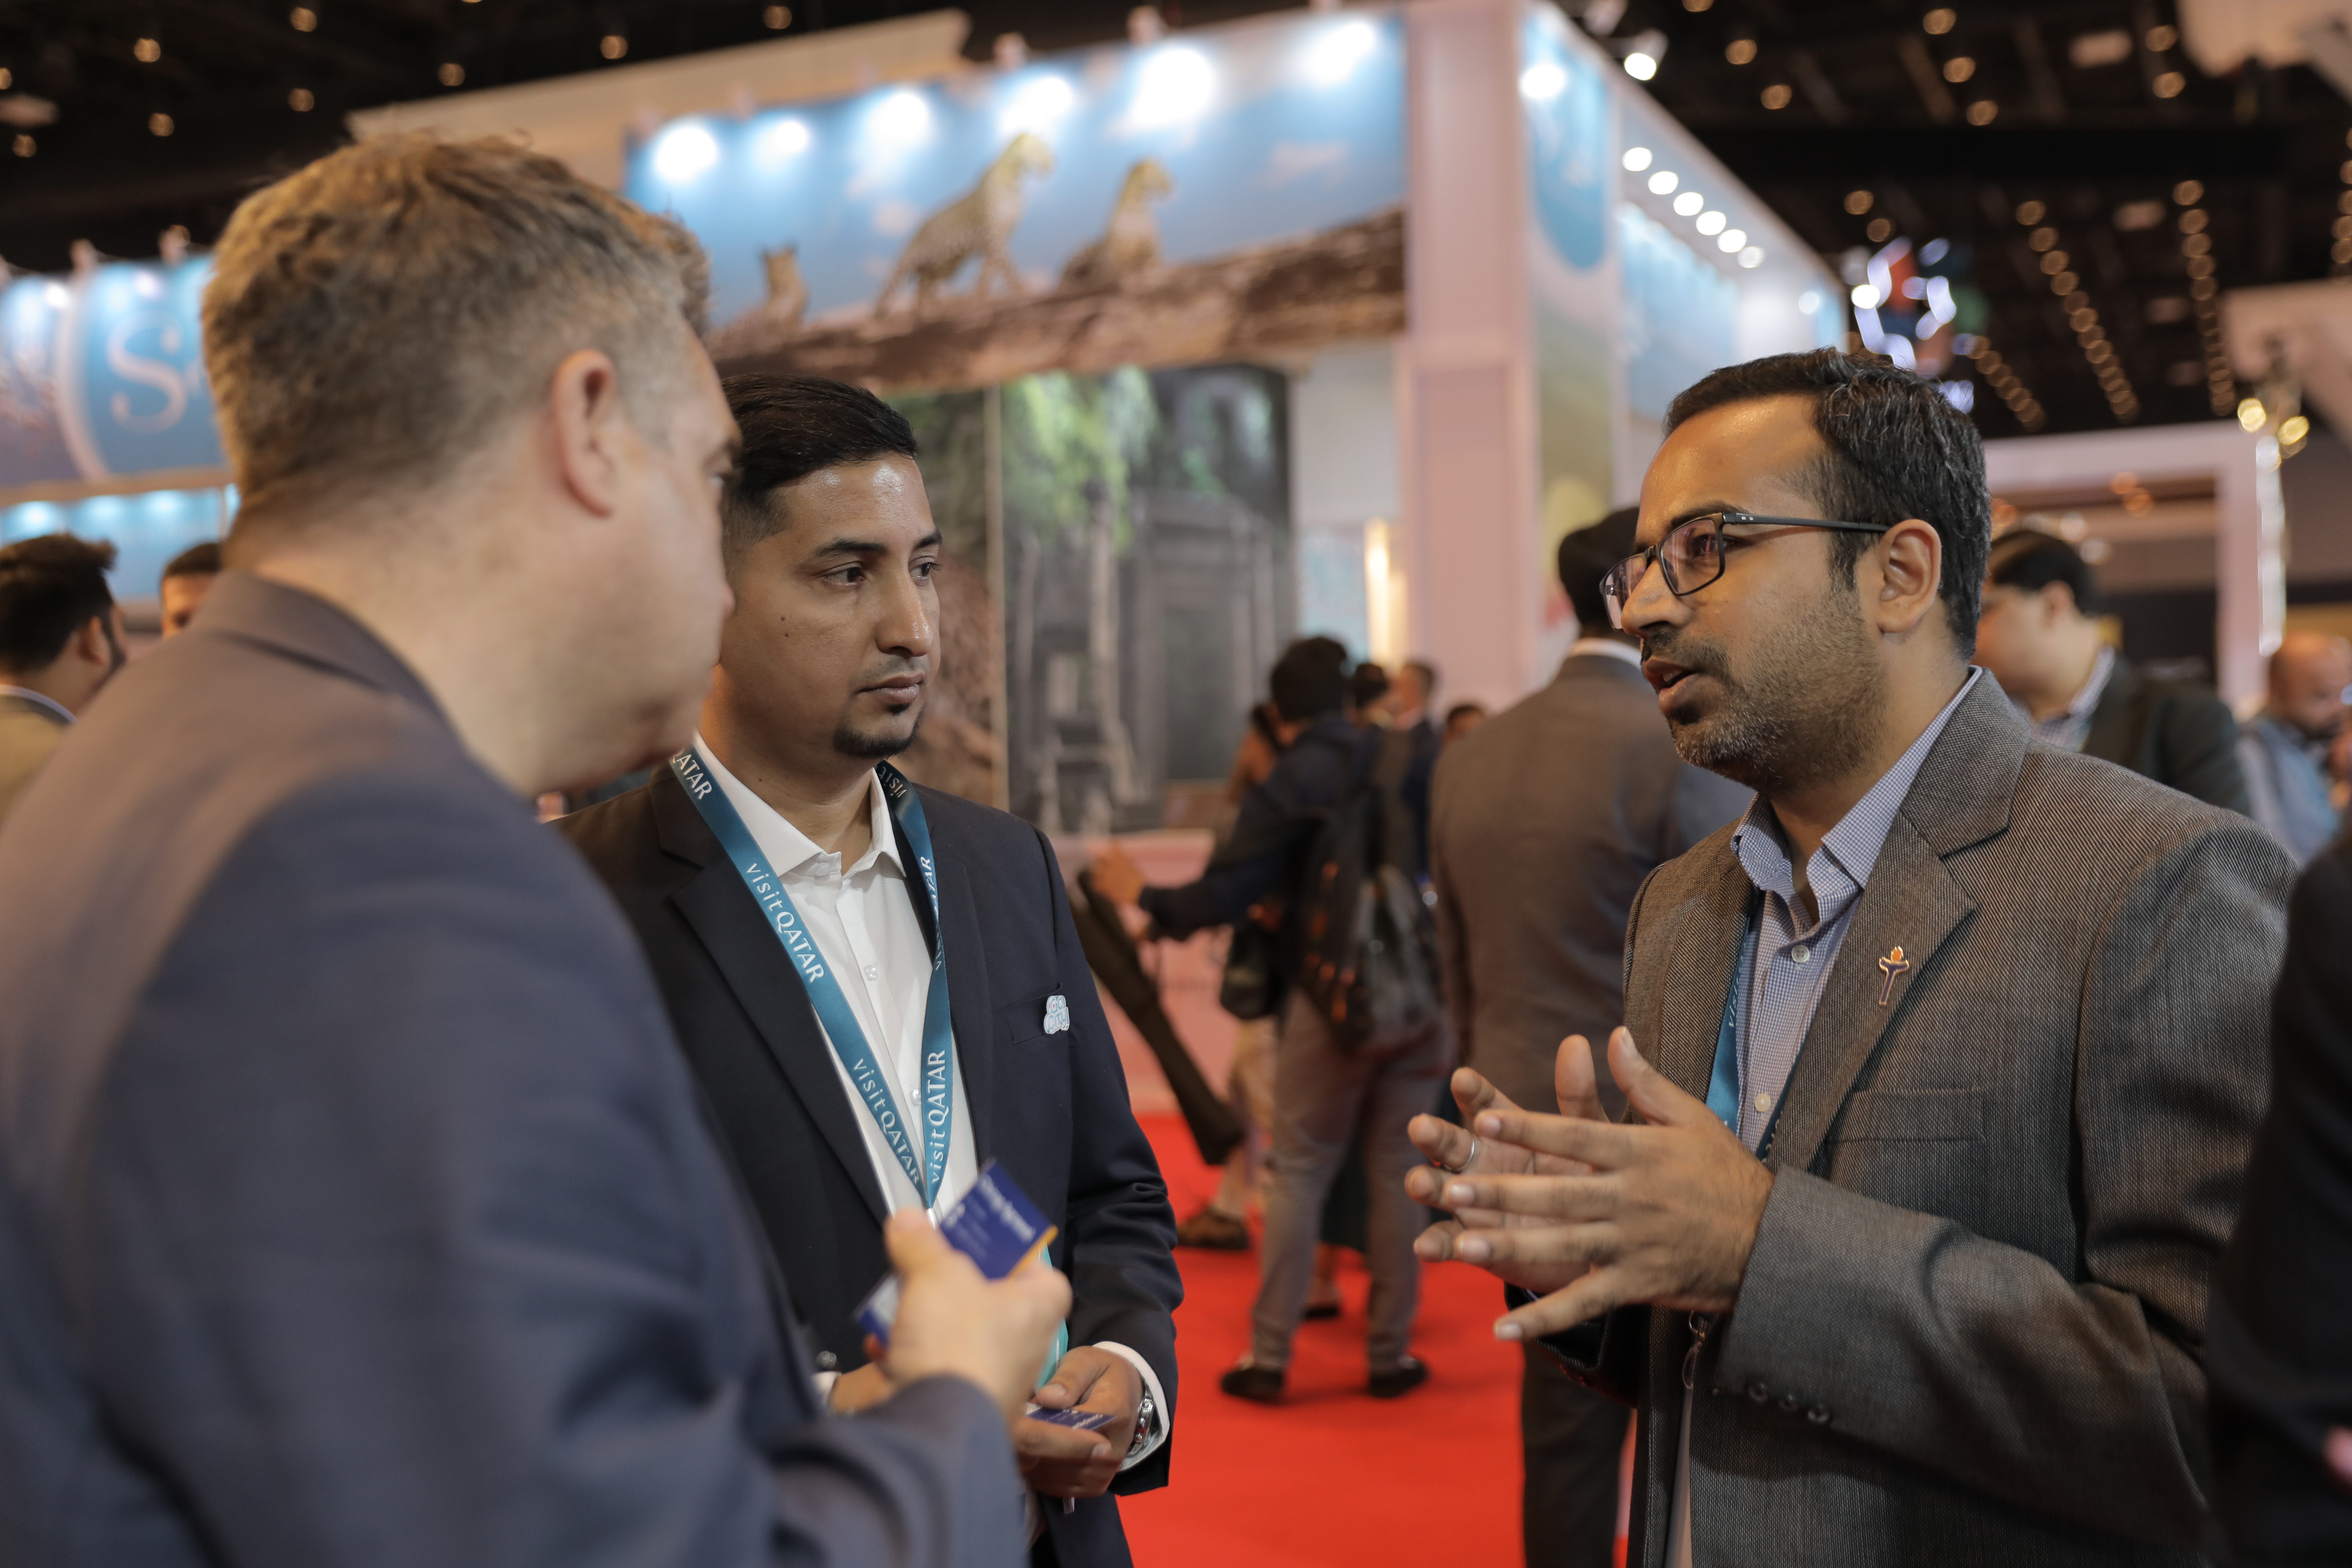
[1429,506,1745,1566]
[0,134,1064,1568]
[1409,349,2292,1565]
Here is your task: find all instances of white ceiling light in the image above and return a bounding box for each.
[1716,227,1747,251]
[1647,169,1679,195]
[1852,282,1881,308]
[1304,19,1378,87]
[1695,209,1727,234]
[1739,246,1765,267]
[1623,51,1658,79]
[868,88,933,145]
[1519,61,1568,100]
[752,115,812,168]
[1673,190,1704,216]
[1622,145,1653,172]
[1132,45,1216,126]
[651,121,721,183]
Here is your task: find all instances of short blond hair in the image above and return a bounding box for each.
[203,134,709,525]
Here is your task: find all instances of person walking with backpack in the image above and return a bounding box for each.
[1092,638,1448,1405]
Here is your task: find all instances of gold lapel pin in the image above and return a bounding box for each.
[1875,946,1911,1007]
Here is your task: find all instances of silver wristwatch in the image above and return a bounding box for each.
[1127,1390,1157,1458]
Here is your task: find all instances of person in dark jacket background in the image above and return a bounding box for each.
[1091,636,1446,1406]
[1972,528,2250,813]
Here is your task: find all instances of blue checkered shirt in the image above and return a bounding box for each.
[1724,670,1981,1150]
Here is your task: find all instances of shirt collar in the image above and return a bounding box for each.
[692,736,901,880]
[1568,637,1643,668]
[1732,667,1983,913]
[2063,643,2116,726]
[0,686,75,725]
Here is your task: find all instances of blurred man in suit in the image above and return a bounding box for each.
[1973,528,2250,813]
[0,135,1065,1568]
[159,540,223,637]
[1409,349,2291,1566]
[2238,630,2352,864]
[1428,505,1746,1567]
[0,533,125,821]
[561,374,1180,1568]
[2209,831,2352,1561]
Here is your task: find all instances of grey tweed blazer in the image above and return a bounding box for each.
[1561,673,2294,1566]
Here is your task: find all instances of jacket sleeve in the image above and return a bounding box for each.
[1711,812,2291,1547]
[82,772,1027,1568]
[1136,743,1335,939]
[1429,748,1475,1068]
[1036,828,1182,1494]
[2209,845,2352,1564]
[2161,691,2256,816]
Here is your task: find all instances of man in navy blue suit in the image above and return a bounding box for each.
[560,375,1181,1568]
[0,138,1066,1568]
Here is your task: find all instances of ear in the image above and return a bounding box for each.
[2042,581,2079,623]
[547,349,631,520]
[1872,518,1942,638]
[71,614,109,668]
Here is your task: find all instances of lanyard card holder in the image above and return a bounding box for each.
[857,1159,1060,1348]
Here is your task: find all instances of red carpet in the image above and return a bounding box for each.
[1118,1114,1526,1567]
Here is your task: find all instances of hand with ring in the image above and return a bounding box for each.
[1404,1036,1610,1297]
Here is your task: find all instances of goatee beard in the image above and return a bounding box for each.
[1653,586,1883,797]
[835,711,922,761]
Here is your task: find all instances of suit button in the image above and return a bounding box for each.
[1806,1405,1830,1424]
[1777,1394,1800,1413]
[1746,1381,1770,1402]
[816,1351,838,1370]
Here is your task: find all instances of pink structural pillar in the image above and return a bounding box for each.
[1398,0,1546,711]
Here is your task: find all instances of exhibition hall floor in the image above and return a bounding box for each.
[1117,1115,1526,1568]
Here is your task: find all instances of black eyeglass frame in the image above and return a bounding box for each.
[1602,510,1895,628]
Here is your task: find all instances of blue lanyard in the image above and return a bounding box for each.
[673,747,957,1210]
[1704,891,1784,1158]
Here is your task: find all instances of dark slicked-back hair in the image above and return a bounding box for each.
[720,373,919,558]
[163,541,223,580]
[1665,349,1990,654]
[1987,528,2100,616]
[1558,506,1641,632]
[1269,636,1349,723]
[0,534,116,673]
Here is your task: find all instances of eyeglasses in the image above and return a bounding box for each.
[1601,510,1895,629]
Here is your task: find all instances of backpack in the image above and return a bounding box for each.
[1292,728,1444,1052]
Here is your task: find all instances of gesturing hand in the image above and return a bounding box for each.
[1405,1046,1609,1295]
[1434,1028,1773,1339]
[1018,1346,1142,1498]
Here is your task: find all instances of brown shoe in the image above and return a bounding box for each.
[1176,1208,1250,1250]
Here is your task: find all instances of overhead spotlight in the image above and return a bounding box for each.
[2016,199,2046,225]
[1726,38,1757,65]
[439,62,465,87]
[1647,170,1679,195]
[1852,282,1882,308]
[1867,217,1893,242]
[2238,397,2266,432]
[2153,71,2184,98]
[135,37,162,63]
[2147,23,2179,50]
[1923,8,1956,35]
[651,120,721,183]
[1696,210,1727,234]
[1761,83,1792,109]
[1965,99,1998,125]
[12,134,33,158]
[1673,190,1704,216]
[290,6,317,30]
[2180,208,2208,233]
[765,5,792,26]
[1943,56,1975,83]
[601,35,628,59]
[1130,45,1216,126]
[288,87,314,111]
[1622,146,1654,172]
[2173,178,2203,205]
[148,112,173,136]
[1844,189,1874,215]
[1718,227,1748,252]
[1623,51,1659,80]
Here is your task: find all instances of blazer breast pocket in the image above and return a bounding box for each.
[1820,1088,1986,1228]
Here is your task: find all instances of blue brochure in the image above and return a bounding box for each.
[856,1160,1059,1346]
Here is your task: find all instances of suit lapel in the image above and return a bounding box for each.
[1766,811,1976,1173]
[655,768,891,1227]
[1651,851,1755,1101]
[930,827,997,1164]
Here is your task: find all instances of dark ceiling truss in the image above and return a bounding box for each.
[1604,0,2348,436]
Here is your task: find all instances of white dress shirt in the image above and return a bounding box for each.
[692,740,1169,1479]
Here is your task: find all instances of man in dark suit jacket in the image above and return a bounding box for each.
[0,135,1065,1568]
[2210,835,2352,1562]
[1409,350,2291,1566]
[561,375,1180,1568]
[1428,508,1747,1567]
[1973,527,2251,813]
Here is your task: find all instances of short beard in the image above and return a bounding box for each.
[1649,578,1885,797]
[834,710,922,761]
